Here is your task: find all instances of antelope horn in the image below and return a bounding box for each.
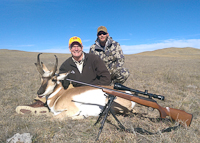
[35,53,44,75]
[51,55,58,76]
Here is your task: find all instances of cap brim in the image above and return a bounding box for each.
[69,41,82,47]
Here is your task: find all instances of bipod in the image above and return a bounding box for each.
[94,94,126,141]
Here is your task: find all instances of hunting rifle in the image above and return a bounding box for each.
[66,79,193,140]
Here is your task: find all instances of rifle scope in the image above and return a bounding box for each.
[114,83,165,101]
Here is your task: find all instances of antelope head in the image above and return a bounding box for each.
[35,53,70,98]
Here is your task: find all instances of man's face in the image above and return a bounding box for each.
[69,42,83,60]
[98,31,109,43]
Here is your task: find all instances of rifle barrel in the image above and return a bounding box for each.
[66,79,156,102]
[66,78,102,89]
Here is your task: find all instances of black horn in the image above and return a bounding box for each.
[35,53,44,75]
[51,55,58,76]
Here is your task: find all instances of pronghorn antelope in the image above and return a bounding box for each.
[34,53,135,119]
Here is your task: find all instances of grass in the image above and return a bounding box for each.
[0,48,200,142]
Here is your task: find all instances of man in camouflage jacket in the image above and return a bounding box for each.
[89,26,130,84]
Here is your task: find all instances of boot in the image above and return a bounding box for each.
[16,100,50,115]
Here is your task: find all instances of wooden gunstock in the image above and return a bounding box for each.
[103,89,193,127]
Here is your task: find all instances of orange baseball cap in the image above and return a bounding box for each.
[69,36,82,47]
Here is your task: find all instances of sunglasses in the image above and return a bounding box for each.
[98,32,107,36]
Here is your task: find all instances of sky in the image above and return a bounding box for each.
[0,0,200,54]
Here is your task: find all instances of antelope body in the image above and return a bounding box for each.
[35,53,135,119]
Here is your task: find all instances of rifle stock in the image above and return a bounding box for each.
[102,88,193,127]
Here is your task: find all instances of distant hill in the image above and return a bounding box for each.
[0,49,70,57]
[1,47,200,59]
[135,47,200,58]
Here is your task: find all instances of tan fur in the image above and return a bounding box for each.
[111,97,133,114]
[47,84,134,119]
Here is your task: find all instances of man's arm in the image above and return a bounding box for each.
[93,54,111,85]
[89,44,95,54]
[109,42,125,74]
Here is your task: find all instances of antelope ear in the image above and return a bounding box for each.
[57,72,70,81]
[41,62,50,72]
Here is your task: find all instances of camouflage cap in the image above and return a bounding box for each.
[97,26,108,34]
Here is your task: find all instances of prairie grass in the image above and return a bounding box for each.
[0,48,199,143]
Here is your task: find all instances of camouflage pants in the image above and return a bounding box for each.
[111,67,130,84]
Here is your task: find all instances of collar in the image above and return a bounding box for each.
[95,36,113,51]
[72,52,85,64]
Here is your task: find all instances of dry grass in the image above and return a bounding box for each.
[0,48,199,143]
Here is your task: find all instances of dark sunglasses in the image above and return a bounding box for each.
[98,32,107,36]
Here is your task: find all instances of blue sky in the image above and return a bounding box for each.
[0,0,200,54]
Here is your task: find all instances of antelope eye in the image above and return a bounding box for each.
[52,79,57,82]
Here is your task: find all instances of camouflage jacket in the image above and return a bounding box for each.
[89,36,125,74]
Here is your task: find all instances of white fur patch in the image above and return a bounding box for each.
[42,71,52,77]
[47,87,63,115]
[57,73,69,81]
[72,89,107,117]
[39,84,55,97]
